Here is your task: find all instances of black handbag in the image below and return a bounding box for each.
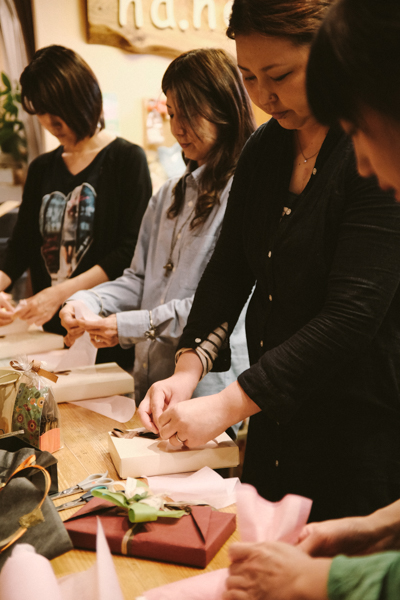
[0,436,59,494]
[0,453,72,570]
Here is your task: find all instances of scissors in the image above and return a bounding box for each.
[55,487,106,512]
[49,472,115,500]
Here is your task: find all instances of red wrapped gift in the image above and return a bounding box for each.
[64,497,236,568]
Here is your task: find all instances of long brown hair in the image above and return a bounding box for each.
[20,45,104,141]
[162,48,255,229]
[227,0,333,46]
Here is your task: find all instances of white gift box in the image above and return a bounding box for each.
[108,430,240,478]
[53,362,134,403]
[0,329,64,361]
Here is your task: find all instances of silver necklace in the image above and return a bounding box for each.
[163,206,195,275]
[295,130,322,163]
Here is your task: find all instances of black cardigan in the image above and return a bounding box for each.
[178,120,400,521]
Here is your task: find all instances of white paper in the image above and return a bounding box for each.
[49,302,101,372]
[53,332,97,371]
[146,466,240,509]
[0,318,29,336]
[68,395,136,423]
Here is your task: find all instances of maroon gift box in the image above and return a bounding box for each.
[64,497,236,568]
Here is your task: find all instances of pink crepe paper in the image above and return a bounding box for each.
[139,484,312,600]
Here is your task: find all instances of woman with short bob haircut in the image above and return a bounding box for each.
[20,45,104,142]
[0,45,151,371]
[60,47,255,409]
[139,0,400,524]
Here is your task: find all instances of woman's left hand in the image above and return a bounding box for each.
[77,313,119,348]
[223,541,331,600]
[15,287,63,326]
[158,393,233,448]
[158,380,261,448]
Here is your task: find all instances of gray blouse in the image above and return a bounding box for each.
[69,164,249,403]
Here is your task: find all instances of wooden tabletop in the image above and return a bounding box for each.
[51,402,238,598]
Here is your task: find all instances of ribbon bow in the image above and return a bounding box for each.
[10,359,58,384]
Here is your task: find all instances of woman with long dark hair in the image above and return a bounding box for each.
[60,48,255,406]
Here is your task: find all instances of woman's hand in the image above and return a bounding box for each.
[223,541,331,600]
[0,292,16,326]
[298,499,400,557]
[157,392,232,447]
[60,302,86,347]
[76,313,119,348]
[138,350,203,433]
[138,371,205,434]
[15,286,63,326]
[158,379,261,447]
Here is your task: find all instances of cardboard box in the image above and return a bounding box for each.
[65,497,236,568]
[108,430,239,478]
[53,362,134,403]
[0,330,64,361]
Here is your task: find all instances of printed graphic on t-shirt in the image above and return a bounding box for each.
[39,183,96,284]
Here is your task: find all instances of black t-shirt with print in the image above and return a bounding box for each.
[39,145,108,285]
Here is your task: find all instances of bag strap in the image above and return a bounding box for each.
[0,454,51,554]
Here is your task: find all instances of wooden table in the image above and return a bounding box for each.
[51,402,238,598]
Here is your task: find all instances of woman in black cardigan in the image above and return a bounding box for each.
[139,0,400,523]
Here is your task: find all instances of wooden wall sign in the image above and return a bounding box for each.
[86,0,235,58]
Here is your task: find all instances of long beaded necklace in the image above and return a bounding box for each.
[295,130,322,163]
[163,205,196,274]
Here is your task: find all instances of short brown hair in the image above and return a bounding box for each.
[227,0,333,45]
[20,45,104,141]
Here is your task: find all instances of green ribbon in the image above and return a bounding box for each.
[91,484,186,523]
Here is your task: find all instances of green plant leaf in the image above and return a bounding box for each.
[1,72,11,90]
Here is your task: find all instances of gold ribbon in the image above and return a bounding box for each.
[10,359,58,384]
[0,455,51,554]
[121,523,139,555]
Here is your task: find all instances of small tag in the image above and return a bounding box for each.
[19,506,44,529]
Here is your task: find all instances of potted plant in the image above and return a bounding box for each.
[0,72,27,184]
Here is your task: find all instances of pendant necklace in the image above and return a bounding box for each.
[295,130,322,163]
[163,206,195,275]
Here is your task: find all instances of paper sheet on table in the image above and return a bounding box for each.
[68,395,136,422]
[0,318,30,336]
[52,303,100,372]
[138,485,313,600]
[28,303,100,372]
[146,466,240,509]
[0,520,124,600]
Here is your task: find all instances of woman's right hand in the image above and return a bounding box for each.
[138,350,203,433]
[298,499,400,557]
[59,302,86,347]
[0,292,16,326]
[138,371,199,433]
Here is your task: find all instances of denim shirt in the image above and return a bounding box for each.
[70,164,249,403]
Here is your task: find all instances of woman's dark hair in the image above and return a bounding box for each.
[227,0,332,45]
[20,45,104,141]
[162,48,255,229]
[307,0,400,128]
